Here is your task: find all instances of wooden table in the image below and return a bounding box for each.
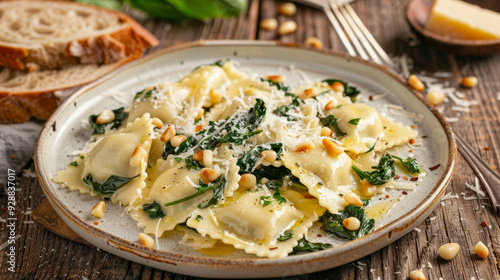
[2,0,500,279]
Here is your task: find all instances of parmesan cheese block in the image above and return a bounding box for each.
[425,0,500,40]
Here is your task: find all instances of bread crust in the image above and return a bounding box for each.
[0,0,159,71]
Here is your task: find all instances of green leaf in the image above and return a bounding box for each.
[391,155,421,173]
[312,90,333,100]
[143,202,166,219]
[237,143,284,174]
[252,165,291,180]
[291,237,332,254]
[134,88,154,100]
[273,103,298,121]
[163,175,226,208]
[125,0,187,20]
[348,118,361,125]
[351,154,395,185]
[168,0,247,20]
[319,115,347,136]
[196,215,203,222]
[364,137,379,154]
[83,174,139,196]
[266,180,286,205]
[76,0,123,10]
[80,155,85,159]
[213,59,229,67]
[185,156,203,170]
[260,196,273,207]
[277,229,293,241]
[69,161,78,167]
[321,204,375,240]
[88,107,128,134]
[322,79,361,102]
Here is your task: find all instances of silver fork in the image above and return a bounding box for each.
[322,0,500,212]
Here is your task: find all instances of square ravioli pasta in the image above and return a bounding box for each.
[53,60,423,258]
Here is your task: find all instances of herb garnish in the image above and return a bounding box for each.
[351,154,395,185]
[291,237,333,254]
[277,229,293,241]
[322,79,361,102]
[321,205,375,240]
[364,137,379,154]
[260,196,273,207]
[348,118,361,125]
[83,174,139,196]
[213,59,229,67]
[185,156,203,170]
[391,155,421,173]
[237,143,283,174]
[143,201,166,219]
[164,175,226,209]
[265,180,287,205]
[163,99,266,159]
[134,88,154,100]
[319,115,347,136]
[69,161,78,167]
[89,107,128,134]
[196,215,203,222]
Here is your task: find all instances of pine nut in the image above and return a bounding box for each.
[342,217,361,231]
[474,241,489,258]
[260,18,278,30]
[278,20,297,35]
[301,88,317,100]
[151,117,163,128]
[278,2,297,16]
[438,242,460,260]
[261,150,277,162]
[200,168,220,183]
[130,144,145,167]
[210,89,223,104]
[344,193,363,207]
[409,270,426,280]
[239,173,257,190]
[161,125,176,142]
[266,75,284,83]
[361,179,377,197]
[170,135,187,147]
[408,74,425,91]
[261,177,269,184]
[96,109,115,124]
[90,201,105,218]
[295,141,315,152]
[322,138,344,157]
[324,100,338,111]
[321,127,333,137]
[138,233,154,248]
[330,82,345,93]
[202,150,213,167]
[195,108,204,121]
[304,37,323,49]
[193,150,204,161]
[461,76,478,88]
[195,124,203,132]
[426,90,445,105]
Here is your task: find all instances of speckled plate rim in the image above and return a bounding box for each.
[35,40,457,278]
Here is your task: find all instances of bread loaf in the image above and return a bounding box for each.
[0,0,159,71]
[0,0,159,123]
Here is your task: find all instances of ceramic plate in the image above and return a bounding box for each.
[35,41,456,278]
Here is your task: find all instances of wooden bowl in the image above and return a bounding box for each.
[406,0,500,56]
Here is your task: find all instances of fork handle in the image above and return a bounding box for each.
[455,133,500,213]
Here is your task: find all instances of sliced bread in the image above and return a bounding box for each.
[0,57,135,123]
[0,0,159,71]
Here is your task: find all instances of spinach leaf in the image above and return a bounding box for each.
[134,88,154,100]
[213,59,229,67]
[69,161,78,167]
[291,237,332,254]
[364,137,379,154]
[260,196,273,207]
[143,201,166,219]
[266,180,286,204]
[322,79,361,102]
[277,229,293,241]
[195,215,203,222]
[88,107,128,134]
[261,78,302,106]
[391,155,421,173]
[83,174,139,196]
[319,115,347,136]
[170,99,266,156]
[321,204,375,240]
[163,141,176,159]
[185,156,203,170]
[252,165,291,180]
[273,103,298,121]
[312,89,333,100]
[351,154,395,185]
[348,118,360,125]
[237,143,283,173]
[76,0,123,10]
[164,175,226,208]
